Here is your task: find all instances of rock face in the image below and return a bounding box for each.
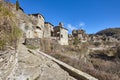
[0,44,76,80]
[72,29,88,42]
[0,50,18,80]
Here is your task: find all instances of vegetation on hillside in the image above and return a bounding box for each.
[96,28,120,39]
[43,34,120,80]
[73,36,79,45]
[0,2,22,50]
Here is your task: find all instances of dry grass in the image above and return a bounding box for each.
[0,2,22,50]
[26,45,39,50]
[44,41,120,80]
[51,53,120,80]
[41,37,120,80]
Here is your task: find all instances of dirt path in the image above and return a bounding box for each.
[13,42,76,80]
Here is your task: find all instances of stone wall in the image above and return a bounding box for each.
[37,15,45,31]
[24,38,41,47]
[30,14,45,31]
[28,14,45,38]
[34,29,43,38]
[44,22,54,38]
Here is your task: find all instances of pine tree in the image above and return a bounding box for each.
[16,0,19,11]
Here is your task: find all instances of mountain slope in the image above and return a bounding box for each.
[96,28,120,40]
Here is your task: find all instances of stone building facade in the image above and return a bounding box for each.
[44,22,54,38]
[25,23,34,38]
[53,23,68,45]
[21,13,69,45]
[29,13,45,38]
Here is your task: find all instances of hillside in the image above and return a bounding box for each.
[96,28,120,40]
[0,1,77,80]
[0,1,22,50]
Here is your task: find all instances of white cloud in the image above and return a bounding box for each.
[65,22,86,33]
[66,24,77,31]
[79,22,85,27]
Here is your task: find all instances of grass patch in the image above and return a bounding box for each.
[26,45,39,50]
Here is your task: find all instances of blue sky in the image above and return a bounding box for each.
[10,0,120,34]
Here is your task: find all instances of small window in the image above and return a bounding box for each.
[61,34,63,38]
[39,15,41,19]
[36,26,41,30]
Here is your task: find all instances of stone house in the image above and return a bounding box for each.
[44,22,54,38]
[22,13,69,45]
[29,13,45,38]
[53,23,68,45]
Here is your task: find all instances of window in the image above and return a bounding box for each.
[61,34,63,38]
[36,26,41,30]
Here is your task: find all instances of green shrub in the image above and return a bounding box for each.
[0,24,22,50]
[73,36,79,45]
[7,25,22,47]
[0,3,13,17]
[16,0,19,11]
